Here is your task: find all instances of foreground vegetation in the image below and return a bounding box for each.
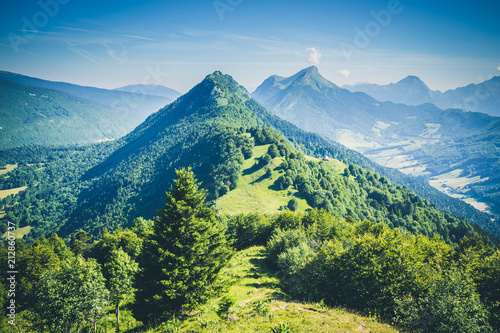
[145,246,398,333]
[1,169,499,332]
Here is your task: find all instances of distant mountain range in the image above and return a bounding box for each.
[253,66,498,150]
[254,66,500,219]
[344,75,500,117]
[115,84,181,101]
[0,71,178,148]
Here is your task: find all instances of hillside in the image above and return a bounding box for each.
[148,246,398,333]
[216,143,312,215]
[254,67,500,230]
[0,71,497,244]
[0,70,171,131]
[0,79,135,148]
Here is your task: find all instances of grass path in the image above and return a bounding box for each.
[169,247,398,333]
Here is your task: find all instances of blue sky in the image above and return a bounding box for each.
[1,0,499,93]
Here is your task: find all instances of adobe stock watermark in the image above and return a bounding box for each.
[5,221,17,326]
[340,0,410,63]
[7,0,70,53]
[213,0,243,22]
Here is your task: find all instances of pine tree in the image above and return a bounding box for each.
[135,168,233,323]
[70,229,92,256]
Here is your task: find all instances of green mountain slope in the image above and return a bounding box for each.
[155,246,398,333]
[0,79,139,148]
[0,71,497,245]
[0,70,171,132]
[216,143,312,215]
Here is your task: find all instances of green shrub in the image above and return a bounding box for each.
[393,269,491,333]
[267,228,308,267]
[270,322,294,333]
[217,295,236,320]
[276,242,314,277]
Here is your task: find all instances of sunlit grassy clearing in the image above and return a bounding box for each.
[0,164,17,176]
[2,226,33,239]
[216,144,311,215]
[0,186,28,200]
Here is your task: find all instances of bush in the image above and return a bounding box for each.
[270,322,294,333]
[276,242,315,277]
[265,167,273,179]
[393,268,491,333]
[267,228,308,267]
[272,210,301,230]
[260,153,272,166]
[287,198,299,212]
[226,214,273,250]
[217,295,236,320]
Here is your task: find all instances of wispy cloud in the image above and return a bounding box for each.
[66,42,104,62]
[339,69,351,78]
[57,26,99,33]
[103,43,127,63]
[18,30,63,35]
[0,43,44,57]
[306,47,322,65]
[122,34,158,42]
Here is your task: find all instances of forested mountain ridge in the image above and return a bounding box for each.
[0,70,172,135]
[0,79,136,148]
[1,71,498,244]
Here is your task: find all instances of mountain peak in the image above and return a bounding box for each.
[211,70,224,77]
[303,65,319,73]
[393,75,433,94]
[399,75,425,84]
[252,66,338,104]
[202,70,250,95]
[404,75,421,80]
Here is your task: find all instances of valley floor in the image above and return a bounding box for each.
[364,146,495,216]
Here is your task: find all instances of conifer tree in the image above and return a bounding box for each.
[135,168,233,323]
